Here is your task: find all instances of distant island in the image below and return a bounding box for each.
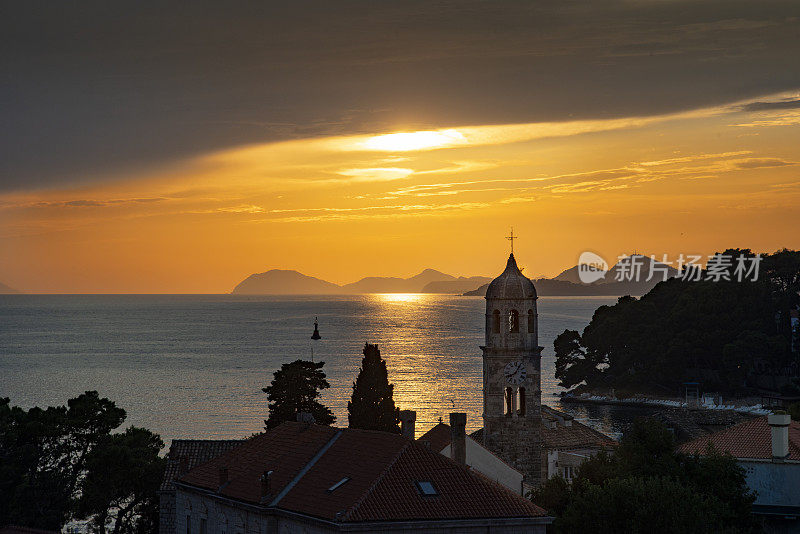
[0,282,19,294]
[465,255,678,297]
[231,268,492,295]
[231,255,677,296]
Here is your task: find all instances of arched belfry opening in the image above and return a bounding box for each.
[482,236,544,485]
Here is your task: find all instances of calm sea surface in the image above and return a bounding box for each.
[0,294,649,442]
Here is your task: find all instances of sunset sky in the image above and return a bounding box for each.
[2,1,799,293]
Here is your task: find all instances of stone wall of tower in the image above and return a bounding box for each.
[482,282,544,486]
[482,343,543,486]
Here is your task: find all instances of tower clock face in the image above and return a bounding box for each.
[504,360,527,385]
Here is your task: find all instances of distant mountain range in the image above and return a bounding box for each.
[232,255,678,296]
[465,255,678,297]
[231,268,492,295]
[0,282,19,294]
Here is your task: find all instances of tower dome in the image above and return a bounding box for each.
[485,253,537,300]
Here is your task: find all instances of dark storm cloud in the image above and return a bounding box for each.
[1,0,799,192]
[740,98,800,111]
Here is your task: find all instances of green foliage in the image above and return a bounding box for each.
[554,249,800,394]
[531,418,758,533]
[77,427,165,534]
[348,343,400,433]
[789,402,800,421]
[263,359,335,429]
[528,475,571,517]
[0,392,164,532]
[560,477,740,534]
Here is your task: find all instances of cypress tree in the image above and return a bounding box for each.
[348,343,400,433]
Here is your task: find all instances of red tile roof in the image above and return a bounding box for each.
[346,439,543,521]
[178,422,547,522]
[418,422,457,453]
[467,408,617,451]
[160,439,244,491]
[679,416,800,461]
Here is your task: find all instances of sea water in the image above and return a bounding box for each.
[0,294,647,441]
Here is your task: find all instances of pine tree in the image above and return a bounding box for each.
[348,343,400,433]
[263,360,335,429]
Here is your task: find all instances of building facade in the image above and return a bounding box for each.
[167,422,552,533]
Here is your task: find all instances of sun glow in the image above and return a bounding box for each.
[375,293,428,304]
[361,129,467,152]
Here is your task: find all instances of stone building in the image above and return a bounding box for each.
[481,253,544,485]
[169,421,552,533]
[476,252,616,488]
[159,439,244,534]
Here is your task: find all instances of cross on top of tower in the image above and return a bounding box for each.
[505,227,517,254]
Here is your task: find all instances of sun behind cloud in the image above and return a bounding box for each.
[360,129,468,151]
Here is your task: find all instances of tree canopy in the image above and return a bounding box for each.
[554,249,800,395]
[263,359,335,429]
[348,343,400,433]
[530,418,759,533]
[0,392,164,532]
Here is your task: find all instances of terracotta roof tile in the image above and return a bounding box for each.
[468,410,617,451]
[417,422,455,452]
[179,423,337,504]
[348,441,546,521]
[679,416,800,461]
[160,439,244,491]
[178,422,548,522]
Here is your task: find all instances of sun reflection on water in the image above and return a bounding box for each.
[373,293,429,304]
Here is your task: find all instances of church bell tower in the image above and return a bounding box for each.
[481,237,543,486]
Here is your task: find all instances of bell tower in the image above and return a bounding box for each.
[481,247,543,486]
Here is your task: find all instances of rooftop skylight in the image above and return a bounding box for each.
[415,480,439,496]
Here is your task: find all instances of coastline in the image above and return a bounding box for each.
[560,392,773,416]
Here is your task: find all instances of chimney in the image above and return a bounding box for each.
[400,410,417,439]
[218,466,229,487]
[178,455,189,476]
[296,412,315,424]
[260,470,273,501]
[450,413,467,466]
[768,413,791,460]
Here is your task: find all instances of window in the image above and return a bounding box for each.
[528,309,535,333]
[327,477,351,492]
[518,387,526,416]
[492,309,501,333]
[415,480,439,496]
[505,387,513,416]
[509,309,519,333]
[563,466,575,481]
